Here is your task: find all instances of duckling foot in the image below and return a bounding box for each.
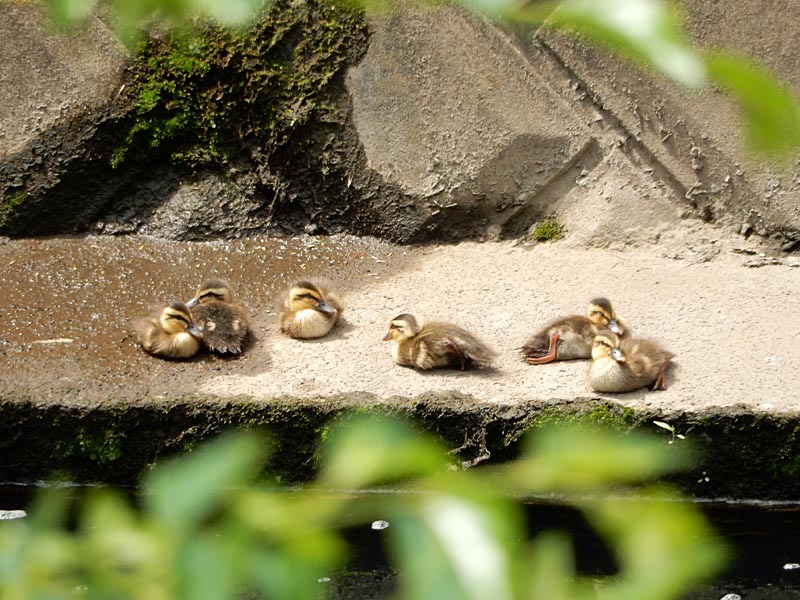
[650,362,670,391]
[525,332,560,365]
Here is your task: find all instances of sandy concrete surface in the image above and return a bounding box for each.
[0,226,796,416]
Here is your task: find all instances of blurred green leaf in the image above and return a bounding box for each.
[706,51,800,157]
[385,479,521,600]
[81,490,172,599]
[234,488,350,541]
[586,488,728,600]
[50,0,97,28]
[196,0,264,27]
[318,415,446,488]
[523,531,595,600]
[143,430,268,533]
[175,531,240,600]
[507,425,691,492]
[27,487,73,533]
[249,532,348,600]
[528,0,706,87]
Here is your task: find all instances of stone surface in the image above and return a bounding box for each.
[539,0,800,242]
[0,3,126,160]
[0,227,795,414]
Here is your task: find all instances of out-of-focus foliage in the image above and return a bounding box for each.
[37,0,800,159]
[0,416,727,599]
[513,0,705,86]
[706,52,800,158]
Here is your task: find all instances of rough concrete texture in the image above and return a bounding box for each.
[538,1,800,246]
[345,1,800,245]
[0,226,796,413]
[2,2,800,496]
[0,2,127,160]
[2,0,798,246]
[345,3,591,241]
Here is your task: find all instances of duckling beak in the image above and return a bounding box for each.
[608,319,623,335]
[611,348,625,363]
[316,300,337,315]
[186,297,199,309]
[187,323,204,339]
[382,331,392,342]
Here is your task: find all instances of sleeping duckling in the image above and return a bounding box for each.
[186,279,251,354]
[383,314,496,370]
[279,281,342,339]
[521,297,629,365]
[136,303,203,359]
[588,330,673,392]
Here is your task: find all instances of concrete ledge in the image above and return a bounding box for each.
[1,233,797,499]
[4,393,800,501]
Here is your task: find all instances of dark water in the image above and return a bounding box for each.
[3,486,800,599]
[336,499,800,600]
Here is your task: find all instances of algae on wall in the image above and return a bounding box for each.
[0,0,370,237]
[113,0,369,172]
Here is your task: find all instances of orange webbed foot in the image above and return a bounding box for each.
[525,331,560,365]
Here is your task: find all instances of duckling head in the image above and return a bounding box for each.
[187,279,232,308]
[586,297,624,335]
[592,330,625,363]
[160,303,203,339]
[287,282,337,315]
[383,314,420,342]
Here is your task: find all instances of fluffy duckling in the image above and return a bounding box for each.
[186,279,251,354]
[521,297,629,365]
[136,303,203,359]
[588,330,673,393]
[279,281,342,339]
[383,314,496,370]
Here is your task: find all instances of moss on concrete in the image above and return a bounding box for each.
[531,218,564,242]
[0,0,369,237]
[3,396,800,500]
[112,0,369,172]
[0,191,28,229]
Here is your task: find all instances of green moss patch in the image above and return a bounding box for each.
[113,0,369,170]
[0,191,29,229]
[531,218,564,242]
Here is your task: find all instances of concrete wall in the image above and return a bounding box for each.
[345,0,800,246]
[0,2,127,161]
[1,0,798,247]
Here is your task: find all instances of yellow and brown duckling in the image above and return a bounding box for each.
[135,302,203,359]
[383,314,497,370]
[588,330,673,393]
[278,281,342,339]
[186,279,251,354]
[521,297,629,365]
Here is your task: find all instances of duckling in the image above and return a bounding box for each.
[383,314,496,370]
[588,330,673,392]
[135,303,203,359]
[186,279,251,354]
[521,297,629,365]
[278,281,342,339]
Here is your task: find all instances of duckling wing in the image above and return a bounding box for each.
[620,338,673,382]
[135,316,162,354]
[520,330,552,359]
[191,303,251,354]
[422,323,497,369]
